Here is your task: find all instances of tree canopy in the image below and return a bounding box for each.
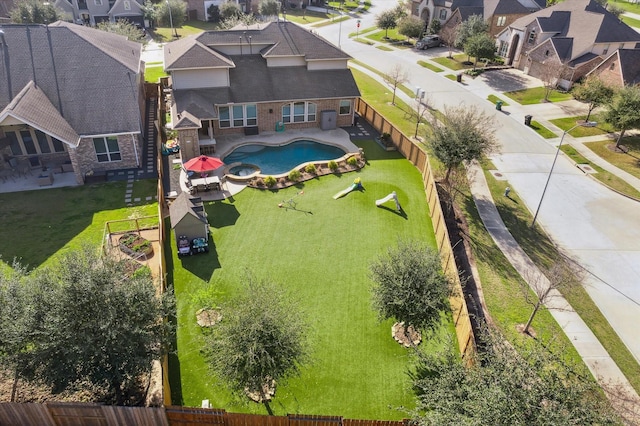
[97,20,147,45]
[428,104,497,182]
[376,9,399,38]
[369,240,451,339]
[455,15,488,49]
[158,0,186,30]
[572,75,614,122]
[11,0,64,23]
[604,85,640,148]
[204,274,309,408]
[411,332,619,425]
[259,0,280,17]
[463,33,496,69]
[0,250,174,405]
[220,1,243,21]
[397,15,424,41]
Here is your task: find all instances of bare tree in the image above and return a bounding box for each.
[439,25,458,59]
[520,261,578,335]
[412,90,430,139]
[539,60,571,102]
[384,64,409,106]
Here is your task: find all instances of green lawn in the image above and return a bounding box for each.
[0,181,157,270]
[312,15,349,27]
[431,54,474,71]
[279,9,333,24]
[418,60,444,73]
[145,66,168,83]
[529,121,557,139]
[621,15,640,28]
[487,94,509,107]
[365,29,411,47]
[169,140,453,418]
[503,87,574,105]
[584,137,640,181]
[150,21,217,42]
[549,114,614,136]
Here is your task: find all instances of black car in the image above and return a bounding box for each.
[416,35,443,50]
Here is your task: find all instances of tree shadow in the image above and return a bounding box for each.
[206,200,240,229]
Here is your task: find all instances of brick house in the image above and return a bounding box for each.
[413,0,542,38]
[586,48,640,88]
[163,21,360,161]
[496,0,640,89]
[0,22,146,184]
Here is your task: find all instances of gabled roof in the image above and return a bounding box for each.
[0,22,143,137]
[450,0,541,22]
[0,81,80,146]
[169,192,208,228]
[172,54,360,121]
[192,21,351,62]
[617,48,640,86]
[506,0,640,64]
[164,35,235,70]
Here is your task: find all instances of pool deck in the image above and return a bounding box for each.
[173,128,360,202]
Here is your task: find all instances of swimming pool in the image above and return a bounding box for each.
[223,140,346,175]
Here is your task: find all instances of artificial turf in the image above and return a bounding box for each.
[169,140,454,419]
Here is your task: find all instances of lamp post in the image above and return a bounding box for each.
[166,0,177,38]
[531,121,597,227]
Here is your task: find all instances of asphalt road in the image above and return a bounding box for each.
[313,9,640,364]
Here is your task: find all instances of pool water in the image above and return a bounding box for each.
[229,164,259,176]
[223,140,346,175]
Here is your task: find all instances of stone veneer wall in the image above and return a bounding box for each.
[592,54,624,88]
[72,134,142,184]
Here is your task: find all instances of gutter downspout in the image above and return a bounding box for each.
[132,133,140,168]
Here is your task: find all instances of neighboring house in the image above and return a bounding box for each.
[163,21,360,161]
[496,0,640,88]
[185,0,322,21]
[0,22,146,184]
[412,0,542,37]
[169,192,208,242]
[53,0,145,27]
[587,48,640,88]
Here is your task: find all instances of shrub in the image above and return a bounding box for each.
[264,176,276,187]
[279,177,286,185]
[347,157,358,167]
[255,178,265,187]
[305,164,317,174]
[288,169,301,181]
[328,160,339,171]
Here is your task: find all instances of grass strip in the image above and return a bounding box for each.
[418,60,444,72]
[529,121,557,139]
[584,137,640,180]
[478,160,640,393]
[549,115,614,136]
[504,87,574,105]
[560,145,640,199]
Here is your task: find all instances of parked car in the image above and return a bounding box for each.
[416,35,443,50]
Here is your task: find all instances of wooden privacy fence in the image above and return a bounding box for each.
[0,403,409,426]
[355,98,476,360]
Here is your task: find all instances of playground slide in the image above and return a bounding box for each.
[333,183,358,199]
[376,191,402,211]
[333,177,362,200]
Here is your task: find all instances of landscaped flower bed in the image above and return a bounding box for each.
[118,232,153,257]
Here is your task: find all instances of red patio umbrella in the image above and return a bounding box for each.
[183,155,224,173]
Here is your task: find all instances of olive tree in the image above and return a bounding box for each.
[428,104,497,182]
[572,75,614,122]
[17,250,175,405]
[369,240,451,344]
[604,85,640,149]
[204,273,309,413]
[411,331,619,425]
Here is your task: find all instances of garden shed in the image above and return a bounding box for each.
[169,193,209,241]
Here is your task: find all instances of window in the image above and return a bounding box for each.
[218,104,258,128]
[93,136,121,162]
[497,16,506,26]
[52,137,66,153]
[439,9,447,20]
[7,131,21,156]
[603,44,610,55]
[20,130,37,155]
[123,0,131,9]
[282,101,317,123]
[35,130,51,154]
[498,41,509,57]
[527,29,536,44]
[610,61,616,71]
[544,49,550,57]
[339,100,351,115]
